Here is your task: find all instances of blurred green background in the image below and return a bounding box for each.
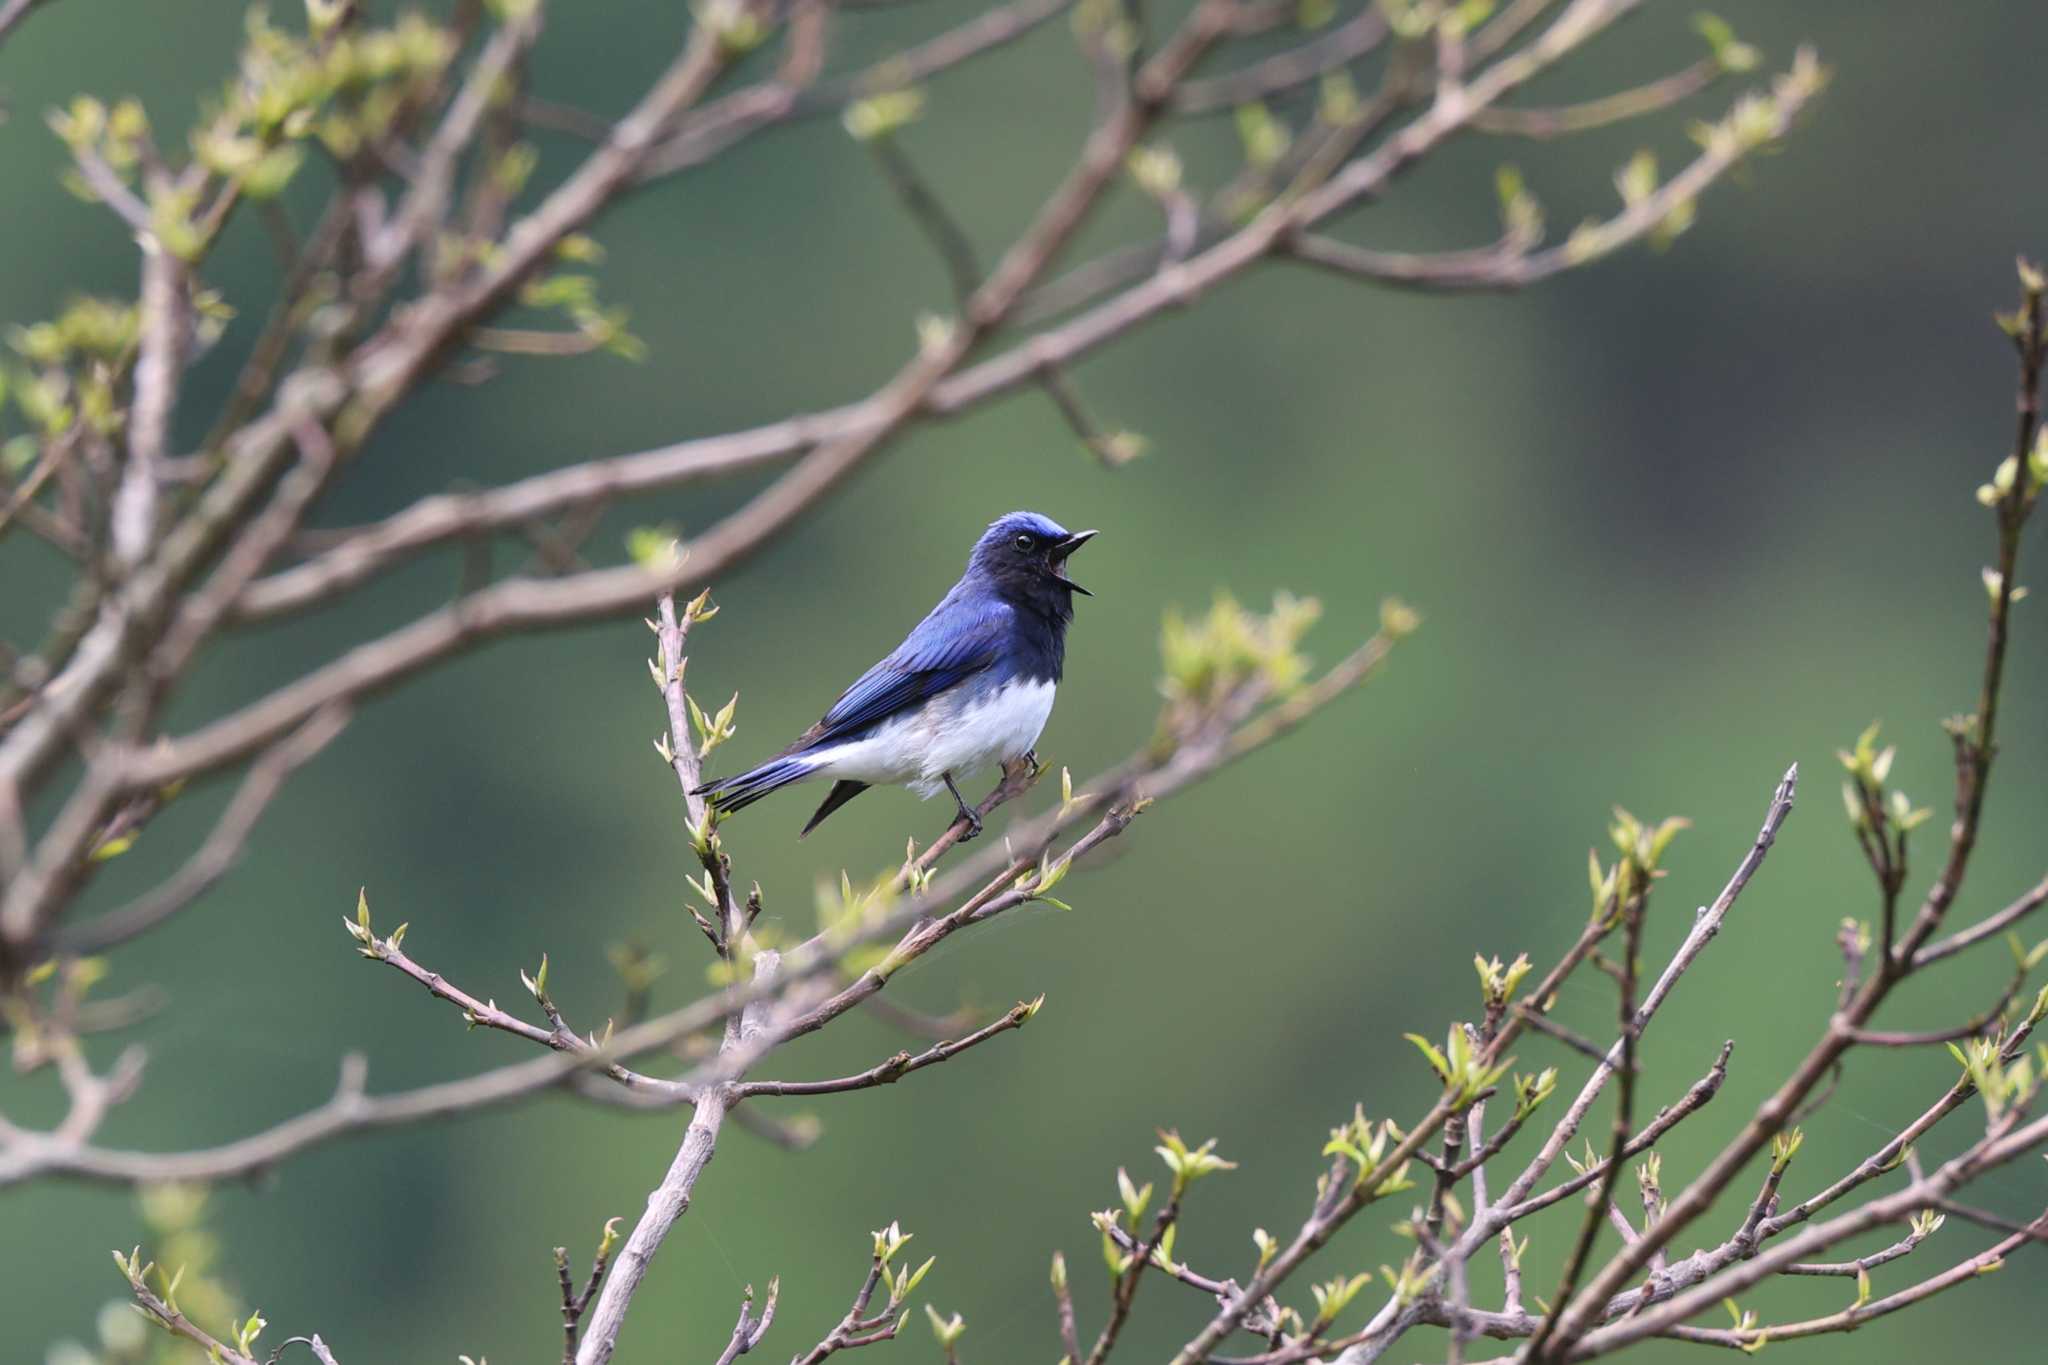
[6,2,2048,1361]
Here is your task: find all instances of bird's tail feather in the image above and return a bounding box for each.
[800,780,869,838]
[692,753,818,814]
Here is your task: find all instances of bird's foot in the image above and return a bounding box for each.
[995,752,1042,798]
[942,772,983,841]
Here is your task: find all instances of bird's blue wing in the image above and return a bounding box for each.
[804,597,1009,748]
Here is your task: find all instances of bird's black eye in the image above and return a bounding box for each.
[1013,533,1034,551]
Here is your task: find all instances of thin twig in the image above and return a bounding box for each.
[2,639,1395,1189]
[1170,6,1390,113]
[1912,871,2048,968]
[711,1280,779,1365]
[1544,263,2042,1358]
[1468,56,1721,136]
[58,707,350,953]
[735,999,1037,1098]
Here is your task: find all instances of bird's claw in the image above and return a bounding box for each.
[941,772,982,841]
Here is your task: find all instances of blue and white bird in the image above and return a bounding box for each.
[693,512,1097,838]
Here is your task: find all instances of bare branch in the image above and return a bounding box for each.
[1761,1016,2040,1240]
[2,624,1394,1190]
[1490,1041,1733,1226]
[1468,55,1721,137]
[366,930,689,1100]
[736,998,1038,1098]
[792,1249,908,1365]
[1543,260,2043,1358]
[231,418,818,623]
[154,415,342,685]
[67,142,152,235]
[556,1217,622,1364]
[1170,5,1390,114]
[113,240,187,566]
[57,705,350,953]
[1574,1125,2048,1355]
[367,7,545,274]
[1526,881,1645,1361]
[1287,56,1824,294]
[1088,1191,1184,1365]
[1,8,1882,1362]
[570,961,765,1365]
[1175,736,1792,1364]
[636,0,1076,181]
[1780,1220,1933,1276]
[0,426,92,555]
[222,9,1820,649]
[1912,870,2048,968]
[1513,1004,1612,1066]
[120,1274,265,1365]
[0,0,55,51]
[868,134,984,304]
[129,560,703,790]
[712,1280,779,1365]
[1052,1253,1085,1361]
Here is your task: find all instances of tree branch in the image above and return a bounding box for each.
[735,998,1038,1098]
[56,706,348,954]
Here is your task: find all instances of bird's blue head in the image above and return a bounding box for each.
[967,511,1097,621]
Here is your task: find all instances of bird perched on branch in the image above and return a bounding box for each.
[694,512,1097,839]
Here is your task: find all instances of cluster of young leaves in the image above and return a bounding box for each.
[0,295,155,468]
[340,886,407,961]
[1563,47,1828,267]
[814,868,900,961]
[843,89,925,144]
[1972,401,2048,526]
[1587,805,1689,922]
[872,1220,936,1321]
[1949,1032,2048,1122]
[1836,721,1932,840]
[1406,1023,1513,1106]
[5,953,115,1065]
[1683,48,1824,161]
[514,252,648,362]
[52,7,455,262]
[1089,1132,1237,1285]
[1322,1104,1413,1200]
[196,9,455,205]
[1158,591,1325,718]
[75,1185,247,1365]
[8,4,476,482]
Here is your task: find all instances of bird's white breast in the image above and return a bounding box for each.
[806,678,1056,799]
[921,678,1056,789]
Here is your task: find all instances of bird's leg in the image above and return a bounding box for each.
[942,772,983,841]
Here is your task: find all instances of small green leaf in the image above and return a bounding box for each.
[1116,1167,1152,1225]
[1405,1032,1451,1082]
[88,832,137,862]
[844,89,925,142]
[923,1303,966,1347]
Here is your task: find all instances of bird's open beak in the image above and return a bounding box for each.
[1049,529,1097,596]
